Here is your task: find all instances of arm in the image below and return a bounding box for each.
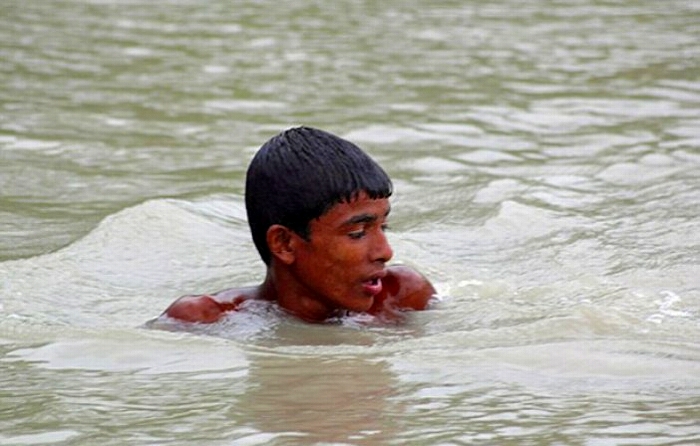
[163,294,244,323]
[369,265,436,317]
[163,295,225,323]
[388,265,436,310]
[162,286,257,324]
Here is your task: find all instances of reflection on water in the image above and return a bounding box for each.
[1,0,700,444]
[239,354,400,444]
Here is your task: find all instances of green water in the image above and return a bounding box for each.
[1,1,699,445]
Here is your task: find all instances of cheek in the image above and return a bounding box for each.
[325,243,364,268]
[300,237,365,275]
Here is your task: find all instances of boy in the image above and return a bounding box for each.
[162,127,435,323]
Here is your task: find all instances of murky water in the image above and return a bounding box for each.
[2,0,699,444]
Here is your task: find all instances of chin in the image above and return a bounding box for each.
[340,297,374,313]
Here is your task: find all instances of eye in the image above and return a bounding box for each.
[381,223,390,232]
[348,230,366,240]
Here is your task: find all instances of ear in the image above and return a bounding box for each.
[266,224,296,265]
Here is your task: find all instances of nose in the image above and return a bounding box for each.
[372,229,393,263]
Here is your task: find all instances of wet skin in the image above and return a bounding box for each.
[162,194,435,323]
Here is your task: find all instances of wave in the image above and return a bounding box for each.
[0,196,258,329]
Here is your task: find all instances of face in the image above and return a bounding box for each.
[289,192,394,313]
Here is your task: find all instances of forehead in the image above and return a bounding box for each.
[313,193,391,228]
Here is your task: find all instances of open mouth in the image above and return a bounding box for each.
[362,276,383,296]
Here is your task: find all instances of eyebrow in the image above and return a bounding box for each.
[343,207,391,226]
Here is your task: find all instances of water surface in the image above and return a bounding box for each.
[1,0,699,444]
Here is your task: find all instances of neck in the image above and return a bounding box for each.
[261,266,335,323]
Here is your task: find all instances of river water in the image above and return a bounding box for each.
[1,1,699,445]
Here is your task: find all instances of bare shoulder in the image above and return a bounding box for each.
[163,286,258,324]
[384,265,436,311]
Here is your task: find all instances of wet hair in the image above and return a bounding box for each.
[245,126,393,265]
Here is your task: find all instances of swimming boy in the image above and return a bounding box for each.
[161,126,435,323]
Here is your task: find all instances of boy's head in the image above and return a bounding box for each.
[245,127,393,265]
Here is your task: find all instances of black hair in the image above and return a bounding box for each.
[245,126,393,265]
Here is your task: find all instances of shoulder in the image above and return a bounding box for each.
[162,286,257,323]
[382,265,436,311]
